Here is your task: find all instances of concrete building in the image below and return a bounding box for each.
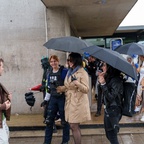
[0,0,137,114]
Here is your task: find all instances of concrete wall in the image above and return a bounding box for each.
[0,0,71,114]
[0,0,47,114]
[46,8,71,64]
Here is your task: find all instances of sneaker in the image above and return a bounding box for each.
[140,115,144,122]
[135,105,142,112]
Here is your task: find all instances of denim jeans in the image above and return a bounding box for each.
[44,96,70,144]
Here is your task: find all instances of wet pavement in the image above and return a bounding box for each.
[7,97,144,144]
[9,127,144,144]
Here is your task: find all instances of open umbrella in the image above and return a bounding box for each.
[114,42,144,55]
[81,46,138,80]
[43,36,93,53]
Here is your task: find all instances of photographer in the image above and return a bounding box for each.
[43,55,70,144]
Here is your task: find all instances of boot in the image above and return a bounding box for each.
[95,111,101,117]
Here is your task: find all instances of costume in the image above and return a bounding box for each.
[0,83,11,144]
[101,76,123,144]
[44,66,70,144]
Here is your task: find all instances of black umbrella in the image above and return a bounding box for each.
[114,42,144,55]
[81,46,138,80]
[43,36,93,53]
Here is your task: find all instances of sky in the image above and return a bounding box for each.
[120,0,144,26]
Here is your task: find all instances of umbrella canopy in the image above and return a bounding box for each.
[81,46,138,80]
[43,36,93,53]
[114,42,144,55]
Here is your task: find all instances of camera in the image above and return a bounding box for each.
[50,80,60,87]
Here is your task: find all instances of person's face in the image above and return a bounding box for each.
[88,57,92,62]
[66,59,70,68]
[0,62,4,76]
[101,62,107,73]
[127,57,132,63]
[91,57,95,62]
[139,55,144,61]
[67,58,74,68]
[49,58,59,69]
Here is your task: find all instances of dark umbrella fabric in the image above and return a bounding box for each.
[114,42,144,55]
[43,36,93,53]
[81,46,138,80]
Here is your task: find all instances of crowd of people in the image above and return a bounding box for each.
[1,51,144,144]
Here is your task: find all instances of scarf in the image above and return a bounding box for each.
[67,66,81,78]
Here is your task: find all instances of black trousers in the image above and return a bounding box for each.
[104,107,122,144]
[96,84,103,113]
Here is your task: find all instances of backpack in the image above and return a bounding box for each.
[25,92,35,110]
[121,79,137,117]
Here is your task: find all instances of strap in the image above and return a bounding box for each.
[2,113,5,120]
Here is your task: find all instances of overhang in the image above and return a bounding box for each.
[41,0,138,37]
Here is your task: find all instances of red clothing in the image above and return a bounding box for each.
[30,84,42,91]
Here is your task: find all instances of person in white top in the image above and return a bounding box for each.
[136,56,144,121]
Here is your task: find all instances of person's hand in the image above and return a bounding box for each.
[56,86,62,93]
[8,93,12,101]
[98,72,106,85]
[4,100,11,110]
[72,79,79,86]
[71,75,77,82]
[40,100,48,107]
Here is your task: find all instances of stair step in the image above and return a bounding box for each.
[10,127,144,138]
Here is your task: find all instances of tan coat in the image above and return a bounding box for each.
[62,67,91,123]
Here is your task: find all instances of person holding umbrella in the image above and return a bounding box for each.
[98,62,123,144]
[57,52,91,144]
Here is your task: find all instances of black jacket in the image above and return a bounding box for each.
[100,76,123,109]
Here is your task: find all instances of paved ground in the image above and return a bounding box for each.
[7,98,144,144]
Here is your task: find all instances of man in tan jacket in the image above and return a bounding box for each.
[0,58,12,144]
